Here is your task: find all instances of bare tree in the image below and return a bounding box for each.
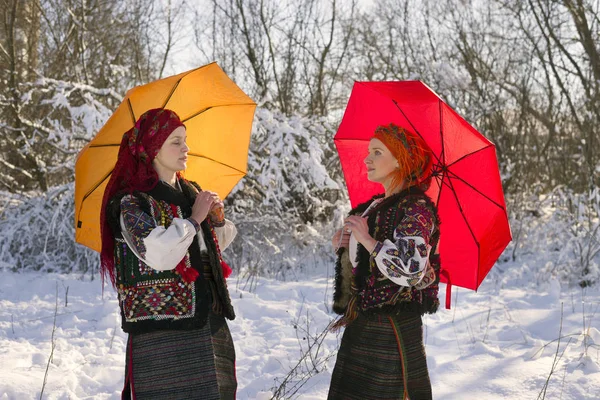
[0,0,186,193]
[444,0,599,192]
[194,0,358,116]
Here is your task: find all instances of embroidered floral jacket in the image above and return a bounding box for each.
[107,179,235,334]
[333,188,441,319]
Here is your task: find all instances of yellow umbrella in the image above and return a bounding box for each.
[75,62,256,252]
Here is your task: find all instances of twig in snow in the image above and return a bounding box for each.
[529,332,583,360]
[109,325,117,351]
[451,288,458,323]
[40,282,59,400]
[538,303,572,400]
[62,283,69,307]
[580,298,599,359]
[482,305,492,344]
[503,305,529,344]
[270,302,336,400]
[559,363,568,400]
[22,309,83,323]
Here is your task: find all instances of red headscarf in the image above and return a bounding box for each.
[100,108,185,286]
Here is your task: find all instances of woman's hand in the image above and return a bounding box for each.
[191,191,215,224]
[206,191,225,223]
[332,228,350,251]
[344,216,377,252]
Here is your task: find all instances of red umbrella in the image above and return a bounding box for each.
[334,81,511,303]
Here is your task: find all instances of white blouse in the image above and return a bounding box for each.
[118,195,237,271]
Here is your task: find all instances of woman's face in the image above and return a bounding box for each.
[365,138,398,184]
[153,126,189,173]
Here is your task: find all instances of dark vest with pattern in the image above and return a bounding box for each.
[333,187,441,319]
[107,179,235,334]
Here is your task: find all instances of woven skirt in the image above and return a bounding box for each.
[328,311,432,400]
[122,313,236,400]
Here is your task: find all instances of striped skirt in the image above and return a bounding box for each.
[328,311,432,400]
[122,313,236,400]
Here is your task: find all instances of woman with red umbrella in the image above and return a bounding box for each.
[329,123,441,400]
[100,109,237,399]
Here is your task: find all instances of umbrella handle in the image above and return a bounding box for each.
[440,269,452,309]
[334,213,348,251]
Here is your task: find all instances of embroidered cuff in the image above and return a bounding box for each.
[187,217,201,232]
[210,217,226,227]
[370,241,384,257]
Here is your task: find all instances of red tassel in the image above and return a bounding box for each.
[221,261,232,279]
[176,260,199,283]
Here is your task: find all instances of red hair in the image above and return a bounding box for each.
[372,123,433,192]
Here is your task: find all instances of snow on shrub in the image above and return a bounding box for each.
[2,101,596,287]
[0,107,348,281]
[224,107,348,279]
[0,183,98,276]
[504,186,600,287]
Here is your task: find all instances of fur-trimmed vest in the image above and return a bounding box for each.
[108,179,235,334]
[333,187,441,321]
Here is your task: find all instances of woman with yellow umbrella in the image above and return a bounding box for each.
[100,108,237,399]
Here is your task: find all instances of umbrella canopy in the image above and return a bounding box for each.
[334,81,511,292]
[75,62,256,252]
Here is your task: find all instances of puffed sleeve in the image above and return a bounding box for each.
[197,219,237,252]
[214,219,237,251]
[119,195,200,271]
[370,199,435,287]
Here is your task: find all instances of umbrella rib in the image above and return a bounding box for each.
[88,143,119,148]
[79,153,244,204]
[88,103,257,149]
[446,173,481,285]
[433,172,459,207]
[186,152,246,174]
[445,168,506,211]
[162,78,184,109]
[392,99,444,167]
[162,66,210,108]
[182,103,256,123]
[438,172,455,193]
[439,99,446,169]
[446,144,494,169]
[79,169,112,210]
[434,172,446,205]
[127,98,136,125]
[135,63,219,112]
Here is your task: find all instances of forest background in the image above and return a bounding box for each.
[1,0,599,293]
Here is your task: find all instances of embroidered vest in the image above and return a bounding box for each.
[333,188,441,321]
[108,179,235,334]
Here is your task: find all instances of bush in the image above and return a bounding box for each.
[0,183,98,277]
[506,186,600,287]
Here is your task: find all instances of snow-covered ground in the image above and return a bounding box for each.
[1,259,599,399]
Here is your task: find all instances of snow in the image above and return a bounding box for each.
[1,256,599,399]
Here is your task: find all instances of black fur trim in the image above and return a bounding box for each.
[332,248,349,314]
[187,181,236,321]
